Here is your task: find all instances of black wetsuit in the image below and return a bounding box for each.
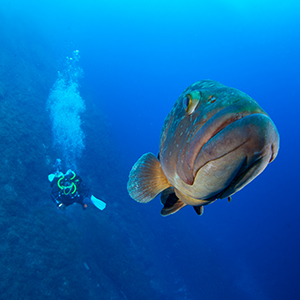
[50,174,91,209]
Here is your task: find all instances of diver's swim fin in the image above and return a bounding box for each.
[91,195,106,211]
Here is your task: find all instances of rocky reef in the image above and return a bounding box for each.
[0,13,189,300]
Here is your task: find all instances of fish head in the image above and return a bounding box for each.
[159,80,279,205]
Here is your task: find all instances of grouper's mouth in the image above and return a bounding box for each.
[176,103,267,185]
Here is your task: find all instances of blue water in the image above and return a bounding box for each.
[1,0,299,299]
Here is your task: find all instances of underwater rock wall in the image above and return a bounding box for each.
[0,15,81,299]
[0,19,56,208]
[0,16,113,299]
[0,14,185,300]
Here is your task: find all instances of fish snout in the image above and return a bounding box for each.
[190,113,279,199]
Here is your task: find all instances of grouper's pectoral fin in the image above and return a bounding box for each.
[160,187,186,217]
[127,152,172,203]
[161,188,204,216]
[160,188,187,216]
[161,199,186,216]
[160,187,175,205]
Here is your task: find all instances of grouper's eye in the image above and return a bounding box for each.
[183,95,192,112]
[183,91,200,115]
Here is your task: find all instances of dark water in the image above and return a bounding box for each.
[0,1,299,299]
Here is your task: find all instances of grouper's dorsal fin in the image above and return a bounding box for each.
[127,152,171,203]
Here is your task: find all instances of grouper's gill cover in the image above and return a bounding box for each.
[127,80,279,217]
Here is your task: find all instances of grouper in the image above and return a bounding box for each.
[127,80,280,216]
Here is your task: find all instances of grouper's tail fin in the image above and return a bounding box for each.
[127,152,171,203]
[91,195,106,211]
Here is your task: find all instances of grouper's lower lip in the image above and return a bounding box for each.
[177,105,266,185]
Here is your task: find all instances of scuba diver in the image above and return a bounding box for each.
[48,159,106,211]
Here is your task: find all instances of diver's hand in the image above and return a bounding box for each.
[57,203,66,210]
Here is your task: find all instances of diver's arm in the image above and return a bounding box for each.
[51,189,66,210]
